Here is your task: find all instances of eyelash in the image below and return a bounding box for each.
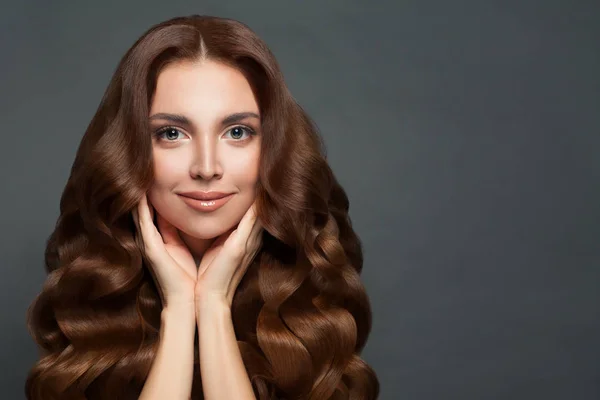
[153,125,256,142]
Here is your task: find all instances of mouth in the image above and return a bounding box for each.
[177,191,234,201]
[178,193,235,212]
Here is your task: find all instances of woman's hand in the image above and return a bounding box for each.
[195,201,263,310]
[132,194,197,308]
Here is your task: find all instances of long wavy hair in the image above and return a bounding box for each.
[25,15,379,400]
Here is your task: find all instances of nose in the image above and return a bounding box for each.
[189,137,223,180]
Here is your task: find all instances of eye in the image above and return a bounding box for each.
[154,126,186,142]
[153,125,256,143]
[224,125,256,141]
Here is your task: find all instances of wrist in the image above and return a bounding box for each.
[162,302,196,320]
[195,293,230,318]
[159,304,196,340]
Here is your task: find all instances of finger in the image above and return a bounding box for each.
[231,220,263,291]
[132,207,145,250]
[137,194,153,229]
[236,202,258,243]
[156,211,185,247]
[132,207,139,228]
[217,226,236,247]
[251,217,263,239]
[148,198,155,222]
[133,200,154,263]
[246,218,263,250]
[137,195,164,254]
[247,205,262,242]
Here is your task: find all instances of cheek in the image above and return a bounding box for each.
[230,150,260,184]
[152,152,188,186]
[148,153,188,216]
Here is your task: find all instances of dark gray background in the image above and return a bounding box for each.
[1,0,598,399]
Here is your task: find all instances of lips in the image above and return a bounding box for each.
[178,191,233,201]
[179,193,234,212]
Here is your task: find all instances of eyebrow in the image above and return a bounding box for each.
[149,111,260,129]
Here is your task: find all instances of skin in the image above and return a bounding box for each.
[134,59,263,399]
[134,194,261,399]
[147,58,262,265]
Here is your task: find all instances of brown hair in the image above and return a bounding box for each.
[25,15,379,399]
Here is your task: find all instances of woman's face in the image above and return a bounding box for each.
[147,59,261,245]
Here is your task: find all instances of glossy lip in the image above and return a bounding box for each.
[178,193,234,212]
[178,191,233,201]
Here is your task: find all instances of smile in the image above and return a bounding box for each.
[178,193,234,212]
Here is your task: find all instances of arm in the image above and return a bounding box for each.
[197,296,256,400]
[139,304,196,400]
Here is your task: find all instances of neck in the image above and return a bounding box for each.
[178,230,217,267]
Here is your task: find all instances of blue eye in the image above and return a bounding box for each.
[154,127,185,141]
[225,126,255,140]
[153,125,256,142]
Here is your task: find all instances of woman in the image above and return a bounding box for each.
[25,15,379,399]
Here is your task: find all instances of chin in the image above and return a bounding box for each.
[179,219,236,240]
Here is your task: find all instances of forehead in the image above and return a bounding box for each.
[149,60,259,120]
